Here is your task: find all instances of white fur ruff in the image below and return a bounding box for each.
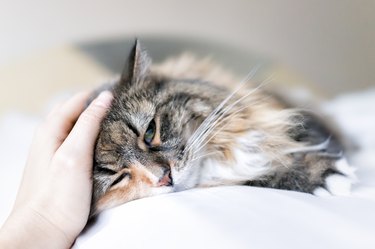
[197,131,271,186]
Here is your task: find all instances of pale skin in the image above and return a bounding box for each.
[0,90,113,249]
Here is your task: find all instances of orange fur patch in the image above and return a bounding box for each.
[96,165,156,212]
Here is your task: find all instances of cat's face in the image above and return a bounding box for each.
[91,41,224,214]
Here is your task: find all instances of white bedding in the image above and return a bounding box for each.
[1,89,375,249]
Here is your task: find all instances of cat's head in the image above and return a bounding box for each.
[91,40,226,214]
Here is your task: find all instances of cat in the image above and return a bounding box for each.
[89,39,354,216]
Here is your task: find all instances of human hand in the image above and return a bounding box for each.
[0,90,113,249]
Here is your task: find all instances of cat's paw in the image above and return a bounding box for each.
[313,158,357,197]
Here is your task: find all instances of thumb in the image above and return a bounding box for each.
[58,91,113,156]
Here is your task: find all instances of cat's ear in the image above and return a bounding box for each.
[120,39,151,88]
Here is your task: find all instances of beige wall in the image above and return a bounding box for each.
[1,0,374,95]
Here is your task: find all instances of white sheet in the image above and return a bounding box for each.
[1,89,375,249]
[75,186,375,249]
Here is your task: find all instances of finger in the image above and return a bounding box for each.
[56,91,113,167]
[34,91,91,157]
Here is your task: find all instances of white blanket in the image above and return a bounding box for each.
[1,89,375,249]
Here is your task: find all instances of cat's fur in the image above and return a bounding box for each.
[90,40,353,215]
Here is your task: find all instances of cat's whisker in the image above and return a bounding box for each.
[192,95,273,154]
[193,108,249,154]
[189,75,273,154]
[186,68,255,140]
[184,64,263,153]
[188,82,264,153]
[191,106,253,158]
[185,82,250,153]
[191,151,221,162]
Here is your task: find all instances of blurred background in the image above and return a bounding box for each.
[0,0,374,115]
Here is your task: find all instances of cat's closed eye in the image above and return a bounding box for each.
[111,172,131,187]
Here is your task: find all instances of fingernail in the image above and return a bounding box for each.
[96,91,113,108]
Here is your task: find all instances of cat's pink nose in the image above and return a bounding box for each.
[157,169,173,187]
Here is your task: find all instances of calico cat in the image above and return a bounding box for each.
[90,40,354,215]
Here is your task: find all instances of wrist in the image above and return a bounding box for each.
[0,207,75,249]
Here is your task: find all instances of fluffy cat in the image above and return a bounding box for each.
[90,40,354,215]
